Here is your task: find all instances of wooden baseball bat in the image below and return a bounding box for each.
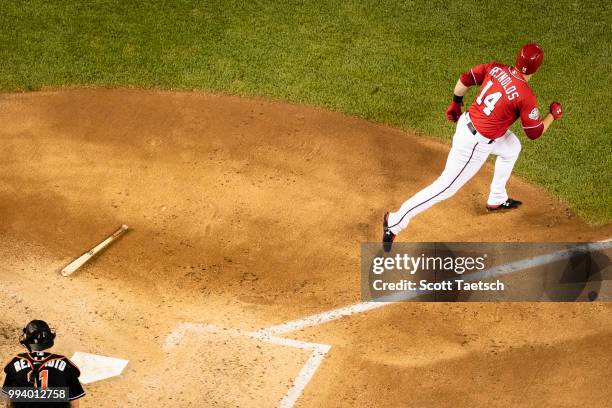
[61,224,129,277]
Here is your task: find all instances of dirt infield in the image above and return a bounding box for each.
[1,89,610,407]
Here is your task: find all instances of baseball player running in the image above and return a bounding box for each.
[383,43,564,251]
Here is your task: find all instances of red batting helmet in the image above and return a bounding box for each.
[515,43,544,75]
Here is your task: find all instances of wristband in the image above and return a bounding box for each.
[453,94,464,104]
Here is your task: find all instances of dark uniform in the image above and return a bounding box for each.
[2,351,85,407]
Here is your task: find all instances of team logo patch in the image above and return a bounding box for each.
[529,107,539,120]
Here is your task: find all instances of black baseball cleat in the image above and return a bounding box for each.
[486,198,523,212]
[382,212,396,252]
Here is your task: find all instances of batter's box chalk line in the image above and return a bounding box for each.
[163,322,330,408]
[164,239,612,408]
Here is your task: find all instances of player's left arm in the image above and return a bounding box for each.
[2,364,14,407]
[520,96,563,140]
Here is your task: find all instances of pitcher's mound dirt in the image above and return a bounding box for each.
[0,89,610,407]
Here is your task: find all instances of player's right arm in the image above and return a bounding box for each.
[446,63,492,122]
[65,358,86,405]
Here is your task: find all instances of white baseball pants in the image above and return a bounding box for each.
[387,112,521,235]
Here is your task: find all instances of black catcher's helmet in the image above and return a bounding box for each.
[20,320,56,352]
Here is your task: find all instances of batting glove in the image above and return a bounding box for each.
[446,101,463,122]
[550,101,563,120]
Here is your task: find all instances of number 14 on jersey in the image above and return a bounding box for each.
[476,80,502,116]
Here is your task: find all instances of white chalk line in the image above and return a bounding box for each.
[163,322,330,408]
[263,240,612,335]
[165,239,611,407]
[162,322,329,352]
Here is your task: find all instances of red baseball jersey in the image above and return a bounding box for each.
[460,62,544,140]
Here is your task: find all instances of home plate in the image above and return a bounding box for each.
[70,352,129,384]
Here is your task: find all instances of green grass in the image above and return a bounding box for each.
[1,0,610,223]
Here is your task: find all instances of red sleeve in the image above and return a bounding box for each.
[459,63,490,86]
[520,94,544,140]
